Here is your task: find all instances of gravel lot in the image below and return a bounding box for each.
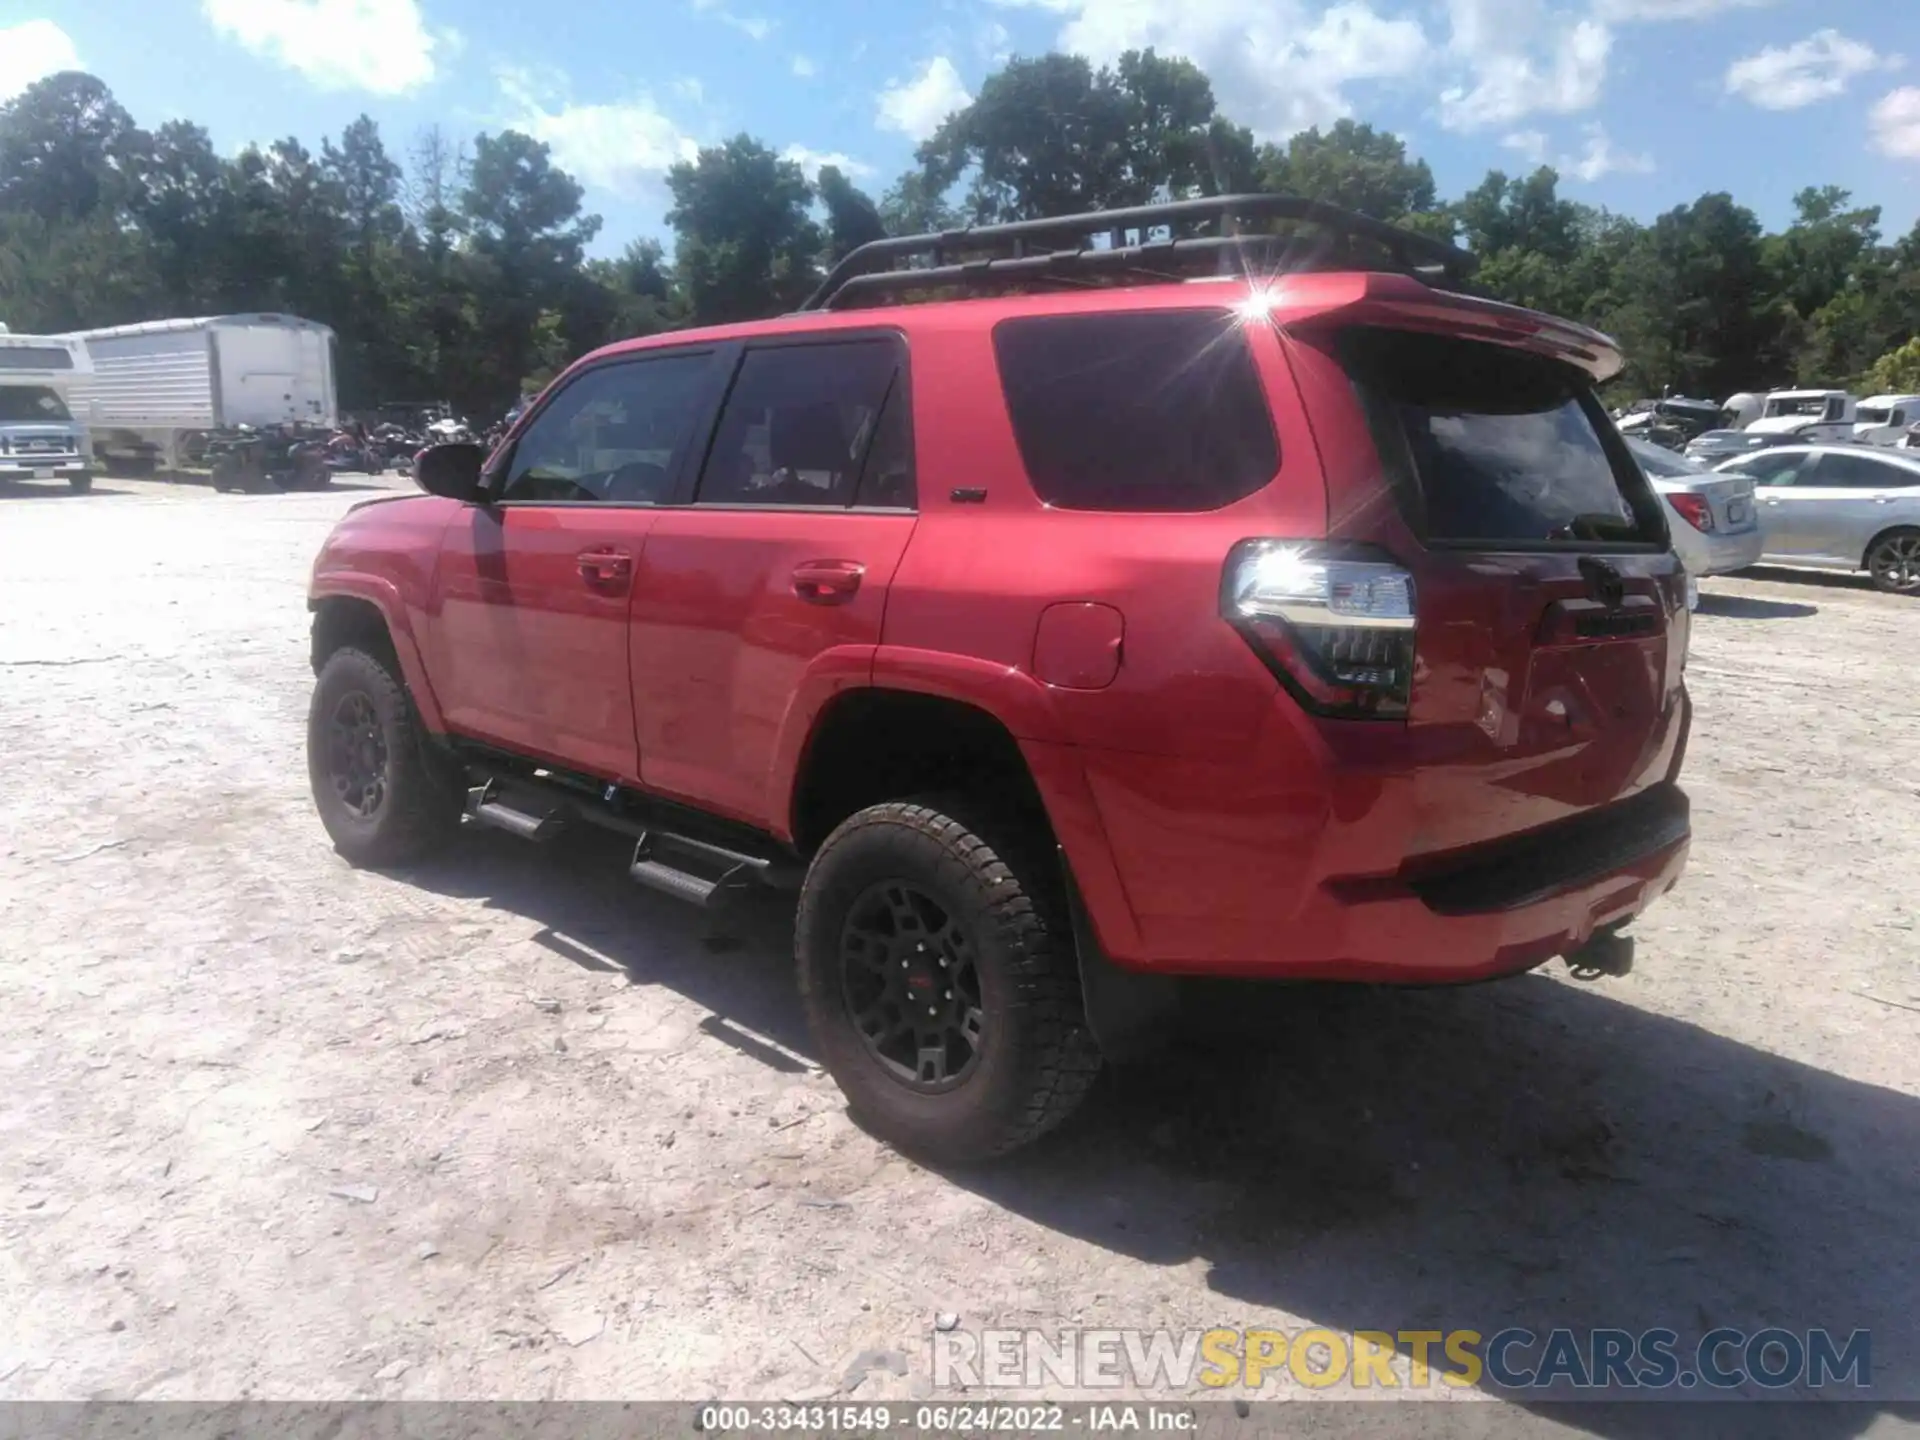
[1,474,1916,1424]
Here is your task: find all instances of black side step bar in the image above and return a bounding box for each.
[629,831,770,910]
[466,784,565,842]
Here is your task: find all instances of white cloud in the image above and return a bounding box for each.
[1562,121,1652,181]
[1596,0,1776,17]
[201,0,438,94]
[1724,30,1901,112]
[1501,129,1549,162]
[1001,0,1429,139]
[690,0,771,41]
[876,56,973,141]
[1438,0,1610,131]
[782,145,876,181]
[0,19,80,102]
[497,65,700,197]
[791,54,817,78]
[1871,86,1920,159]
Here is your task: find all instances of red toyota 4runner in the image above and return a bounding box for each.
[306,198,1692,1161]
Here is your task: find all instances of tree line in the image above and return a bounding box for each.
[3,56,1918,420]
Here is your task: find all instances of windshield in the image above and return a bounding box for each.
[1765,396,1828,418]
[1856,406,1892,425]
[0,385,71,423]
[1626,437,1705,477]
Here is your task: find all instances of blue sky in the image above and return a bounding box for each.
[4,0,1918,255]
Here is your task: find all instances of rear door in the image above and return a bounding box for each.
[1732,449,1821,557]
[628,333,917,830]
[427,348,721,781]
[1325,327,1687,854]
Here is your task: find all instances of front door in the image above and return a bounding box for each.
[628,334,918,830]
[427,349,721,782]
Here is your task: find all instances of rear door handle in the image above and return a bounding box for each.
[792,559,864,604]
[576,547,633,590]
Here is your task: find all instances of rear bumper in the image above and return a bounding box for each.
[1691,527,1765,577]
[1038,704,1692,983]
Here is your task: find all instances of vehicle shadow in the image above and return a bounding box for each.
[398,824,1919,1424]
[1733,565,1878,595]
[1692,592,1819,620]
[0,482,133,500]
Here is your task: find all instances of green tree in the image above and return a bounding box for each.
[1260,120,1438,221]
[817,164,885,263]
[0,72,140,219]
[1863,337,1920,395]
[666,136,820,323]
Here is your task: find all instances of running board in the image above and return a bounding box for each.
[465,785,566,842]
[628,831,768,910]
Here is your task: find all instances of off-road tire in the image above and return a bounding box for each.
[67,471,93,494]
[796,798,1102,1162]
[307,646,463,866]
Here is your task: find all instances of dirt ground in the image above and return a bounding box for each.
[1,473,1916,1423]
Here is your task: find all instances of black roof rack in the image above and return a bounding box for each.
[797,193,1476,313]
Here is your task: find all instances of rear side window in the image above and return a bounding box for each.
[1339,329,1661,547]
[698,339,906,508]
[993,310,1279,512]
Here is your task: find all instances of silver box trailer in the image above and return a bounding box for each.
[62,313,337,471]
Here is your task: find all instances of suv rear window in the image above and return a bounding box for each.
[1339,328,1660,547]
[993,310,1278,512]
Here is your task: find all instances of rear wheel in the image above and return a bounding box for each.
[307,646,463,866]
[796,799,1101,1162]
[1865,529,1920,595]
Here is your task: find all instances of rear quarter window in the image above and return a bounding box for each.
[992,310,1279,512]
[1337,328,1662,548]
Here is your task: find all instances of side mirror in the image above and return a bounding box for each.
[415,441,488,501]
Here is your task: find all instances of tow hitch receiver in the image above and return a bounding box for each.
[1564,925,1635,981]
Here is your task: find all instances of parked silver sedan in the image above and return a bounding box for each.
[1625,438,1763,603]
[1713,444,1920,594]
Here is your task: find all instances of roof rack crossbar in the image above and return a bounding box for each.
[813,230,1464,311]
[798,193,1474,312]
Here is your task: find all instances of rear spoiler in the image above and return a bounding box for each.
[1268,272,1625,386]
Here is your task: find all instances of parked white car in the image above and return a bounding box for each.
[1853,394,1920,447]
[1713,444,1920,594]
[1625,438,1763,606]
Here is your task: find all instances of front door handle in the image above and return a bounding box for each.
[576,547,633,591]
[792,559,864,604]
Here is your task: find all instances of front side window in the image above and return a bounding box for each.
[500,352,712,504]
[697,340,905,508]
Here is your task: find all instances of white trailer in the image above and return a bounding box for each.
[61,313,337,472]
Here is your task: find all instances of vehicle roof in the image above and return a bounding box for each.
[576,269,1624,382]
[0,331,92,377]
[1766,388,1850,399]
[1857,394,1920,407]
[1719,443,1920,471]
[59,313,337,341]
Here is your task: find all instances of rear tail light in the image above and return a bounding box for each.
[1222,540,1416,719]
[1667,493,1714,533]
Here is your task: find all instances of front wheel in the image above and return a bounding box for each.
[67,471,93,494]
[1865,529,1920,595]
[796,799,1102,1163]
[307,646,463,866]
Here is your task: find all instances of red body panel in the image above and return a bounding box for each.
[630,508,917,831]
[311,272,1692,984]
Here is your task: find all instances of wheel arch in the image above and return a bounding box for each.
[308,579,446,732]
